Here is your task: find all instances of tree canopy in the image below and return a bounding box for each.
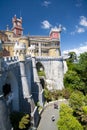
[57,104,83,130]
[64,52,87,94]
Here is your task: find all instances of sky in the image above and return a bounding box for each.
[0,0,87,55]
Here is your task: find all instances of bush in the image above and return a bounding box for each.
[69,91,85,111]
[57,104,83,130]
[10,111,30,130]
[61,88,72,99]
[38,71,45,77]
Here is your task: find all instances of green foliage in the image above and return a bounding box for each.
[64,70,85,91]
[38,71,45,77]
[10,112,30,130]
[59,103,73,116]
[58,114,83,130]
[84,95,87,105]
[64,52,87,94]
[76,106,87,129]
[68,51,77,63]
[44,88,62,102]
[36,102,43,112]
[63,52,87,129]
[69,91,85,111]
[44,88,52,102]
[77,52,87,93]
[82,106,87,114]
[79,52,87,65]
[61,88,72,99]
[44,87,73,102]
[19,114,30,129]
[57,104,83,130]
[69,91,87,129]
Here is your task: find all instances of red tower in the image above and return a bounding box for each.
[12,15,23,37]
[49,26,62,40]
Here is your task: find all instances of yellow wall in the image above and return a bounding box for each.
[49,48,60,57]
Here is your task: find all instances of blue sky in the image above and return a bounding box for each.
[0,0,87,55]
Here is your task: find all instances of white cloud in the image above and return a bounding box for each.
[76,27,85,33]
[41,20,52,29]
[42,1,51,7]
[71,16,87,35]
[70,27,85,35]
[79,16,87,27]
[63,42,87,56]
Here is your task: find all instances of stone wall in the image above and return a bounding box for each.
[36,56,64,90]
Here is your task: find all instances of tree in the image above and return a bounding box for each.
[57,104,83,130]
[67,51,77,63]
[43,88,52,102]
[69,91,85,111]
[76,106,87,129]
[77,52,87,93]
[64,70,85,91]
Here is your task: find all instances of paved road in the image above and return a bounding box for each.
[37,102,59,130]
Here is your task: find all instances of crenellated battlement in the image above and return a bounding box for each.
[3,56,18,62]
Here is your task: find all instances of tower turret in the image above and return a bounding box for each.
[49,26,62,57]
[12,15,23,36]
[49,26,62,40]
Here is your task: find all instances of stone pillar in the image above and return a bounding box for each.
[14,42,39,127]
[32,56,44,106]
[14,42,35,113]
[38,43,41,56]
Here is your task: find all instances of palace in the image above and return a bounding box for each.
[0,15,62,57]
[0,15,67,130]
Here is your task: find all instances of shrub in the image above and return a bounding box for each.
[57,104,83,130]
[38,71,45,77]
[61,88,72,99]
[10,111,30,130]
[69,91,85,111]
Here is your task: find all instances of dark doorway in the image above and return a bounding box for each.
[36,62,44,72]
[3,84,11,97]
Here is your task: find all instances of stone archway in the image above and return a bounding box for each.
[36,62,44,72]
[3,71,19,111]
[36,62,45,89]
